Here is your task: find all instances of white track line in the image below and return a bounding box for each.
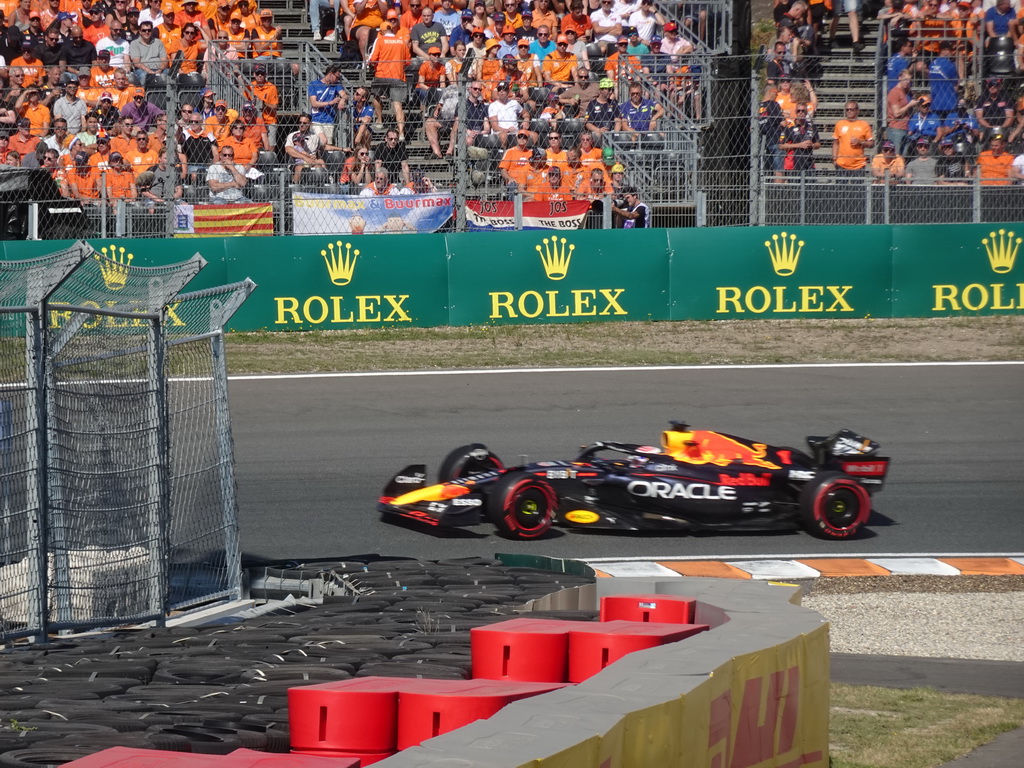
[228,360,1024,382]
[582,552,1024,562]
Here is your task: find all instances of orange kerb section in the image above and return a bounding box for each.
[797,559,891,577]
[937,558,1024,575]
[660,561,752,579]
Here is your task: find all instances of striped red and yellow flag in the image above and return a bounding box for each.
[175,203,274,237]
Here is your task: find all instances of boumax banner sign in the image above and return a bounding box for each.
[1,223,1020,331]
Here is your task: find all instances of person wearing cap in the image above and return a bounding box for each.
[498,127,533,189]
[90,50,117,89]
[61,150,101,201]
[93,90,120,130]
[584,77,619,136]
[541,33,578,90]
[204,97,238,144]
[976,131,1013,185]
[907,94,940,147]
[368,9,412,142]
[350,0,389,59]
[904,136,939,184]
[12,39,44,87]
[88,132,113,169]
[156,11,182,57]
[128,20,169,85]
[216,119,258,166]
[308,64,347,144]
[519,146,550,199]
[871,139,906,184]
[659,19,692,59]
[14,85,50,136]
[81,5,110,47]
[495,23,520,58]
[513,37,542,86]
[529,24,557,60]
[251,8,282,58]
[590,0,624,54]
[832,100,873,178]
[208,0,237,38]
[942,97,980,145]
[448,9,477,50]
[974,77,1013,140]
[603,34,643,83]
[120,86,165,131]
[55,12,77,44]
[625,27,649,56]
[175,0,205,32]
[100,149,136,199]
[9,115,40,156]
[935,136,969,184]
[489,79,530,148]
[415,47,447,138]
[246,64,279,135]
[236,101,270,150]
[221,14,249,58]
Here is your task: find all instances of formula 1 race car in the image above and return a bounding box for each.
[378,422,891,541]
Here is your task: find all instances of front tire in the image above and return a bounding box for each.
[485,471,557,540]
[437,443,504,482]
[799,472,871,540]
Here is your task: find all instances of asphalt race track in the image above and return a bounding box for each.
[228,363,1024,563]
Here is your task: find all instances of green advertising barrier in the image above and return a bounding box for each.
[667,226,894,320]
[891,223,1023,315]
[445,229,671,326]
[2,223,1021,329]
[221,234,450,330]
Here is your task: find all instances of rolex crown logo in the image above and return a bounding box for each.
[95,244,134,291]
[981,229,1019,274]
[536,237,574,281]
[322,240,359,286]
[764,232,804,277]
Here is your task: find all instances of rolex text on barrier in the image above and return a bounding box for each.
[292,193,454,235]
[2,223,1022,330]
[465,200,592,231]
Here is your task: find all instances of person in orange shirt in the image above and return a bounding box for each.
[562,145,588,194]
[531,0,558,33]
[91,50,118,89]
[577,130,603,165]
[218,120,258,165]
[400,0,424,33]
[251,8,282,58]
[88,134,115,169]
[603,36,643,83]
[224,14,250,57]
[247,63,278,127]
[498,130,533,190]
[9,117,40,156]
[77,70,107,110]
[560,1,592,40]
[235,0,260,30]
[520,149,551,200]
[205,98,238,144]
[175,0,206,34]
[124,130,161,175]
[178,23,207,74]
[110,118,136,155]
[82,6,110,44]
[531,164,575,202]
[976,132,1014,185]
[207,0,235,36]
[104,151,138,199]
[832,100,874,176]
[415,46,447,123]
[62,151,101,200]
[16,87,51,136]
[109,69,135,110]
[542,34,578,90]
[350,0,387,57]
[11,41,45,87]
[368,9,411,140]
[159,13,184,56]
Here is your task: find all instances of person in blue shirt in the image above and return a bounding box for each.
[529,25,556,61]
[983,0,1014,39]
[886,37,915,94]
[619,83,664,137]
[307,64,347,144]
[942,100,980,146]
[448,11,476,51]
[434,0,462,37]
[907,98,941,145]
[928,40,958,118]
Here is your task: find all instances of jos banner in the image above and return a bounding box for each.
[465,200,591,231]
[292,192,453,235]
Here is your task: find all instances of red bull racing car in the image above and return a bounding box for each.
[378,422,890,541]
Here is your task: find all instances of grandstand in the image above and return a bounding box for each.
[0,0,1020,239]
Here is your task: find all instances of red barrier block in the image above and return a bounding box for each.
[62,748,217,766]
[397,679,567,750]
[471,618,593,682]
[599,594,697,624]
[223,749,359,767]
[288,677,407,754]
[291,748,393,765]
[567,620,710,683]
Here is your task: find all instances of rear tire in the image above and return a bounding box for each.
[485,472,556,540]
[437,443,504,482]
[799,472,870,540]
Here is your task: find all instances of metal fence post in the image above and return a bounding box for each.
[149,315,170,625]
[514,191,523,230]
[972,174,981,222]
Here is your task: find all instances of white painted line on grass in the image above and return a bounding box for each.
[228,360,1024,382]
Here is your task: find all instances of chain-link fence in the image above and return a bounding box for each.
[0,242,252,641]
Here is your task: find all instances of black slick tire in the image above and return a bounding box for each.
[485,472,556,540]
[799,472,871,540]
